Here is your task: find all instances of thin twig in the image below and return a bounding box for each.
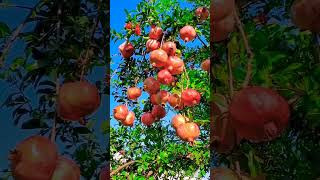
[0,4,33,10]
[227,44,234,97]
[110,160,136,176]
[197,35,208,48]
[160,31,166,48]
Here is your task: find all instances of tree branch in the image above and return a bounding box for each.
[110,160,136,176]
[0,3,33,10]
[197,35,208,48]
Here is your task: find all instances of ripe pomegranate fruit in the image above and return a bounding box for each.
[291,0,320,32]
[146,39,160,52]
[195,7,210,21]
[150,49,168,67]
[201,59,210,72]
[9,135,58,180]
[180,25,197,42]
[151,90,169,105]
[127,87,142,100]
[143,77,160,94]
[151,105,166,120]
[58,81,100,121]
[51,156,80,180]
[211,0,235,21]
[122,111,135,127]
[168,94,184,110]
[161,42,177,56]
[149,25,163,40]
[141,112,155,126]
[99,164,110,180]
[157,69,174,85]
[124,22,133,30]
[181,89,201,107]
[212,13,235,42]
[176,122,200,142]
[210,168,239,180]
[113,105,129,121]
[229,86,290,142]
[135,24,141,35]
[172,114,187,129]
[119,41,135,58]
[165,56,184,75]
[150,93,161,105]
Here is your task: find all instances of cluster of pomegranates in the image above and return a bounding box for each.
[291,0,320,32]
[9,135,80,180]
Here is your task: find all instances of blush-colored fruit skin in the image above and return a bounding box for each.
[51,156,81,180]
[146,39,161,52]
[151,90,170,105]
[141,112,155,126]
[157,69,174,85]
[99,164,110,180]
[195,7,210,21]
[127,87,142,100]
[119,41,135,58]
[113,105,129,121]
[211,13,235,42]
[165,56,185,75]
[125,22,133,30]
[168,94,184,110]
[10,135,58,180]
[172,114,186,129]
[201,59,210,72]
[122,111,135,127]
[291,0,320,32]
[210,168,239,180]
[211,0,235,21]
[150,49,168,67]
[180,25,197,42]
[176,122,200,142]
[151,105,166,120]
[58,81,100,121]
[162,42,177,56]
[149,26,163,40]
[135,24,141,35]
[143,77,160,94]
[150,93,161,105]
[181,89,201,107]
[229,86,290,142]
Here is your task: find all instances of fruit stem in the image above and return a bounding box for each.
[160,31,166,48]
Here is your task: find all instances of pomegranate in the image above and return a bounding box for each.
[172,114,186,129]
[150,93,161,105]
[195,7,210,21]
[143,77,160,94]
[165,56,184,75]
[58,81,100,121]
[157,69,174,85]
[146,39,160,52]
[161,42,177,56]
[211,0,235,21]
[113,105,129,121]
[151,90,169,105]
[180,25,197,42]
[119,41,135,58]
[135,24,141,35]
[168,94,184,110]
[51,156,80,180]
[149,25,163,40]
[150,49,168,67]
[229,86,290,142]
[181,89,201,107]
[151,105,166,120]
[212,13,235,42]
[127,87,142,100]
[122,111,135,127]
[141,112,155,126]
[99,164,110,180]
[124,22,133,30]
[291,0,320,32]
[9,135,58,180]
[201,59,210,72]
[210,168,239,179]
[176,122,200,142]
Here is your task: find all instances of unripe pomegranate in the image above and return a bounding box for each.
[135,24,141,35]
[99,164,110,180]
[119,41,135,58]
[151,105,166,120]
[146,39,160,52]
[58,81,100,121]
[165,56,185,75]
[181,89,201,107]
[180,25,197,42]
[210,168,239,179]
[141,112,155,126]
[172,114,186,129]
[9,135,58,180]
[149,25,163,40]
[291,0,320,32]
[113,105,129,121]
[176,122,200,142]
[161,42,177,56]
[143,77,160,94]
[51,156,80,180]
[229,86,290,142]
[150,49,168,67]
[195,7,210,21]
[168,94,184,110]
[157,69,174,85]
[212,13,235,42]
[211,0,235,21]
[201,59,210,72]
[127,87,142,100]
[122,111,135,127]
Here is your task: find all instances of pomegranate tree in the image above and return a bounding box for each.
[172,114,186,130]
[122,111,135,127]
[151,105,166,120]
[168,94,184,110]
[291,0,320,32]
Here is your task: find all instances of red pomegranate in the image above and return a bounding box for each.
[51,156,80,180]
[176,122,200,142]
[162,42,177,56]
[181,89,201,107]
[229,86,290,142]
[149,25,163,40]
[151,90,169,105]
[146,39,160,52]
[124,22,133,30]
[195,7,210,21]
[150,49,168,67]
[157,69,174,85]
[58,81,100,121]
[122,111,135,127]
[168,94,184,110]
[135,24,141,35]
[180,25,197,42]
[210,168,239,180]
[113,105,129,121]
[172,114,187,129]
[151,105,166,120]
[291,0,320,32]
[165,56,185,75]
[211,0,235,21]
[127,87,142,100]
[141,112,155,126]
[99,164,110,180]
[9,135,58,180]
[119,41,135,58]
[201,59,210,72]
[143,77,160,94]
[212,13,235,42]
[150,93,161,105]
